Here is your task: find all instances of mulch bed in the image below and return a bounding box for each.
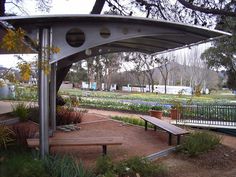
[157,144,236,177]
[179,144,236,170]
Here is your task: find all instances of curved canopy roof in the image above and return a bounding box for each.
[0,15,231,69]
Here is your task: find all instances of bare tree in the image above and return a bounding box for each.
[135,53,156,92]
[155,56,175,94]
[102,53,121,90]
[122,53,146,92]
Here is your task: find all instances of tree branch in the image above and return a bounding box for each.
[0,67,12,79]
[177,0,236,17]
[91,0,106,14]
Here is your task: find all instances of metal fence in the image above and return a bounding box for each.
[177,104,236,127]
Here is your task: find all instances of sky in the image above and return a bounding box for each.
[6,0,97,15]
[0,0,98,68]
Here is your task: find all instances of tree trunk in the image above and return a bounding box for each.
[151,79,154,93]
[56,65,72,92]
[164,80,167,94]
[0,0,5,16]
[91,0,106,14]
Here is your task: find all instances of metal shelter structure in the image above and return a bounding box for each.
[0,15,231,157]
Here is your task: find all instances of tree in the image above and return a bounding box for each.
[102,53,121,90]
[0,0,51,16]
[155,56,174,94]
[141,54,156,92]
[106,0,236,26]
[126,54,146,91]
[201,16,236,89]
[85,53,121,90]
[65,60,87,84]
[127,53,156,92]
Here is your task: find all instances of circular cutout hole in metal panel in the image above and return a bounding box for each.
[66,28,85,47]
[100,27,111,38]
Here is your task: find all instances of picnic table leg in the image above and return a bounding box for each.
[102,145,107,156]
[177,135,181,145]
[145,121,147,131]
[168,133,172,145]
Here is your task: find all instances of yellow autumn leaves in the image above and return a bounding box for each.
[0,28,61,82]
[1,28,26,53]
[17,62,31,82]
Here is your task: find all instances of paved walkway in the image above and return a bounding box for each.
[0,101,13,114]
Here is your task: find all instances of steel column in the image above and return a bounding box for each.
[50,63,57,132]
[38,27,50,158]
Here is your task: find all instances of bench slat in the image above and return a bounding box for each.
[140,115,188,135]
[27,137,123,148]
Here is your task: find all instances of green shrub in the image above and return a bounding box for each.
[0,124,15,149]
[0,152,49,177]
[15,85,38,101]
[12,102,29,122]
[116,156,167,177]
[151,105,163,111]
[179,131,221,156]
[95,156,168,177]
[95,156,115,175]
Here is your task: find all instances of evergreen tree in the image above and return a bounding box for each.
[201,16,236,89]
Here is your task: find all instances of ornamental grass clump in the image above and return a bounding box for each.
[56,106,86,125]
[0,123,15,149]
[179,131,221,156]
[12,102,29,122]
[43,155,94,177]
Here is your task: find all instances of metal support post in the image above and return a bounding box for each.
[38,27,51,158]
[50,63,57,132]
[168,133,172,146]
[145,121,147,131]
[102,145,107,156]
[177,135,181,145]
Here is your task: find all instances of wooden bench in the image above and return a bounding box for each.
[27,137,123,155]
[140,115,189,145]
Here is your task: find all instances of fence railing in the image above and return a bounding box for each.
[177,104,236,127]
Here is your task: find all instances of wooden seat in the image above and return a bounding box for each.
[140,115,189,145]
[27,137,123,155]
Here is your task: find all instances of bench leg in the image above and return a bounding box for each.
[145,121,147,131]
[177,135,181,145]
[168,133,172,145]
[154,125,157,131]
[102,145,107,156]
